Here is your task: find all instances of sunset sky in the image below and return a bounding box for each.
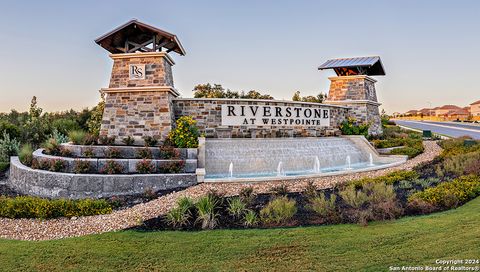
[1,0,479,114]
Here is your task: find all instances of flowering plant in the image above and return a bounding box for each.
[168,116,199,148]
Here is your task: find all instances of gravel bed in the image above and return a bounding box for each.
[0,141,441,241]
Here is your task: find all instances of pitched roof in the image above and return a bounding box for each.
[447,108,470,116]
[95,19,186,55]
[318,56,385,76]
[470,100,480,106]
[437,105,462,110]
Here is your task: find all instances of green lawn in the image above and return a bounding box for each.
[1,198,479,272]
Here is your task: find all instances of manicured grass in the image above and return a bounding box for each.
[1,197,479,271]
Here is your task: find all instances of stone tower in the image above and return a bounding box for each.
[95,19,185,143]
[319,56,385,135]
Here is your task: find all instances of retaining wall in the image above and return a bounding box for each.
[8,157,197,199]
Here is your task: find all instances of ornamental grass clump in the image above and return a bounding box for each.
[18,144,33,166]
[159,145,180,159]
[243,210,259,227]
[98,135,116,145]
[104,147,121,158]
[168,116,199,148]
[143,136,158,147]
[195,194,220,229]
[49,159,67,172]
[42,138,61,155]
[165,196,194,229]
[260,196,297,224]
[227,197,246,220]
[68,130,87,145]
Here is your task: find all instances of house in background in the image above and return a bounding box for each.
[470,100,480,116]
[404,109,419,116]
[446,107,470,120]
[434,105,462,116]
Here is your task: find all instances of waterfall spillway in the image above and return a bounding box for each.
[205,138,366,178]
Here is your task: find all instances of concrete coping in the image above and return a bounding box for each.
[173,97,350,109]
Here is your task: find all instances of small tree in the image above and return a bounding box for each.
[87,95,105,136]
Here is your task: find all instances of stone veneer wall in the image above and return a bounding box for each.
[173,98,349,138]
[326,75,382,135]
[328,75,378,102]
[101,91,175,140]
[108,52,174,88]
[100,52,178,142]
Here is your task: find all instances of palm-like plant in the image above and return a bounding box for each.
[195,194,220,229]
[165,197,194,229]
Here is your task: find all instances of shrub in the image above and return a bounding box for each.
[227,197,246,220]
[68,130,87,145]
[165,197,194,229]
[73,160,92,174]
[349,170,419,189]
[83,147,95,158]
[260,196,297,224]
[104,147,121,158]
[136,148,153,159]
[339,187,368,209]
[340,118,369,136]
[122,136,135,146]
[18,144,33,166]
[31,158,51,170]
[408,175,480,209]
[239,187,256,206]
[99,135,116,145]
[303,181,318,200]
[435,152,480,178]
[168,116,200,148]
[136,159,156,174]
[0,162,9,173]
[405,198,437,215]
[83,134,98,145]
[0,196,112,219]
[0,131,20,162]
[59,147,73,157]
[42,138,61,155]
[244,210,259,227]
[269,184,289,197]
[100,160,124,174]
[158,161,185,173]
[0,121,20,139]
[143,136,158,147]
[307,193,337,218]
[390,146,423,158]
[49,128,69,144]
[51,118,80,136]
[159,145,180,159]
[49,159,66,172]
[195,194,220,229]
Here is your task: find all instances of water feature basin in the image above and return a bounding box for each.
[203,136,407,182]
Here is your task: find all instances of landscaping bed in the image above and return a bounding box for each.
[371,125,426,158]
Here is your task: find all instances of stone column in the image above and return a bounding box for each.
[100,52,179,144]
[325,75,383,135]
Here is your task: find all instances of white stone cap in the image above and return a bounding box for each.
[109,52,175,66]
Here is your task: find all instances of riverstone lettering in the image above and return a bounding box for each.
[221,105,330,127]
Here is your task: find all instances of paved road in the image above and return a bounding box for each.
[394,120,480,139]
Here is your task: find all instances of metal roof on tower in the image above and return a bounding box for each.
[318,56,385,76]
[95,19,186,55]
